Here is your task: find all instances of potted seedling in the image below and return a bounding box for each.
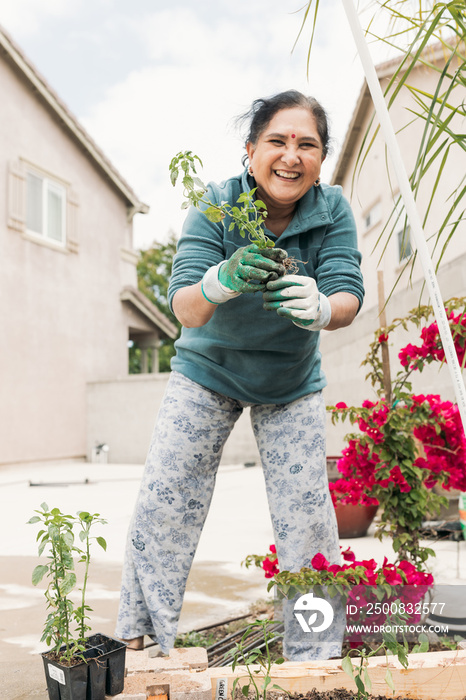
[169,150,298,273]
[29,503,127,700]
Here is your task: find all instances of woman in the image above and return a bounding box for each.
[116,89,364,660]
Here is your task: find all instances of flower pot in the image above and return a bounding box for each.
[42,653,89,700]
[334,503,378,538]
[42,635,126,700]
[86,633,127,696]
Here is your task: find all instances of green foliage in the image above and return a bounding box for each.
[75,510,107,641]
[134,230,181,372]
[175,630,215,648]
[28,503,107,665]
[226,619,287,700]
[328,296,466,566]
[296,1,465,288]
[437,634,465,650]
[169,151,274,249]
[340,609,411,700]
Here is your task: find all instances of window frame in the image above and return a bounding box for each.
[26,169,67,247]
[363,201,382,234]
[393,197,412,263]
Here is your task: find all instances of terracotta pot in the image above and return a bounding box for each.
[334,503,379,538]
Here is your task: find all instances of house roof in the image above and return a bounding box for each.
[120,286,179,339]
[0,25,149,215]
[330,41,454,187]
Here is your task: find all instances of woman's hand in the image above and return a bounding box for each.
[263,275,331,330]
[218,244,287,293]
[263,275,360,330]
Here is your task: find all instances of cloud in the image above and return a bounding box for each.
[0,0,81,37]
[74,0,414,249]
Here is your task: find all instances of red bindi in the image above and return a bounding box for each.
[291,134,296,138]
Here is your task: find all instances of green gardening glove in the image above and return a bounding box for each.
[218,244,287,293]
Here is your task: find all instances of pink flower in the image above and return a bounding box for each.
[262,556,279,579]
[342,547,356,562]
[383,567,403,585]
[311,553,330,571]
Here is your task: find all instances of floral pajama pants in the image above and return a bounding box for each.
[115,371,344,660]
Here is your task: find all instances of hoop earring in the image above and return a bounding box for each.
[248,165,254,176]
[314,177,321,187]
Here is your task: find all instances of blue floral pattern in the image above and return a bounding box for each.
[116,371,342,659]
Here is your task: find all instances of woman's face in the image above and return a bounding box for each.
[246,107,325,211]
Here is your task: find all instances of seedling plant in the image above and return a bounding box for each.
[341,613,417,700]
[169,151,274,250]
[226,619,288,700]
[29,503,107,665]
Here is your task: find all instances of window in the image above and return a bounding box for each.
[394,198,412,262]
[363,202,382,232]
[26,171,66,245]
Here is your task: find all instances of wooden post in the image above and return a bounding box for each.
[377,270,392,405]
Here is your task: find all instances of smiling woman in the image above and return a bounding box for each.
[242,93,330,227]
[115,89,365,662]
[245,107,325,235]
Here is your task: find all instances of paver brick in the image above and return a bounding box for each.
[125,649,189,675]
[169,670,212,700]
[169,647,208,671]
[114,670,212,700]
[126,646,208,675]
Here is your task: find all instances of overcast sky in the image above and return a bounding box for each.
[1,0,395,249]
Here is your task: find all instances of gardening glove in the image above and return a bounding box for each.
[201,244,287,304]
[263,274,332,330]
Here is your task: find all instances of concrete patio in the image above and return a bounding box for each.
[0,459,464,699]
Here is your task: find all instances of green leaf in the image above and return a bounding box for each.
[384,667,395,691]
[203,206,224,223]
[32,564,49,586]
[96,537,107,551]
[59,572,77,596]
[355,675,366,694]
[341,655,354,680]
[363,666,372,691]
[28,516,41,524]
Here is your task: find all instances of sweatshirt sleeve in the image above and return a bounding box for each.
[315,190,365,310]
[167,183,226,313]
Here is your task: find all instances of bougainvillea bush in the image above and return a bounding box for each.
[329,297,466,566]
[245,545,433,648]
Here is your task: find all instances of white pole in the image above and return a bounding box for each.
[341,0,466,431]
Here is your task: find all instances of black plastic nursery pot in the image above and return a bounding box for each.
[42,652,89,700]
[41,635,127,700]
[86,634,127,696]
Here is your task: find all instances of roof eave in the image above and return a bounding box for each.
[120,287,178,340]
[0,25,149,215]
[330,40,456,186]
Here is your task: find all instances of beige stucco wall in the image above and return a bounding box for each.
[321,251,466,455]
[343,57,466,308]
[322,55,466,456]
[86,374,261,466]
[0,55,138,464]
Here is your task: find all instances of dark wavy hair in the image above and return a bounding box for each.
[237,89,331,165]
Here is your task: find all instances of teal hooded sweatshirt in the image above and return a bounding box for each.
[168,169,364,404]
